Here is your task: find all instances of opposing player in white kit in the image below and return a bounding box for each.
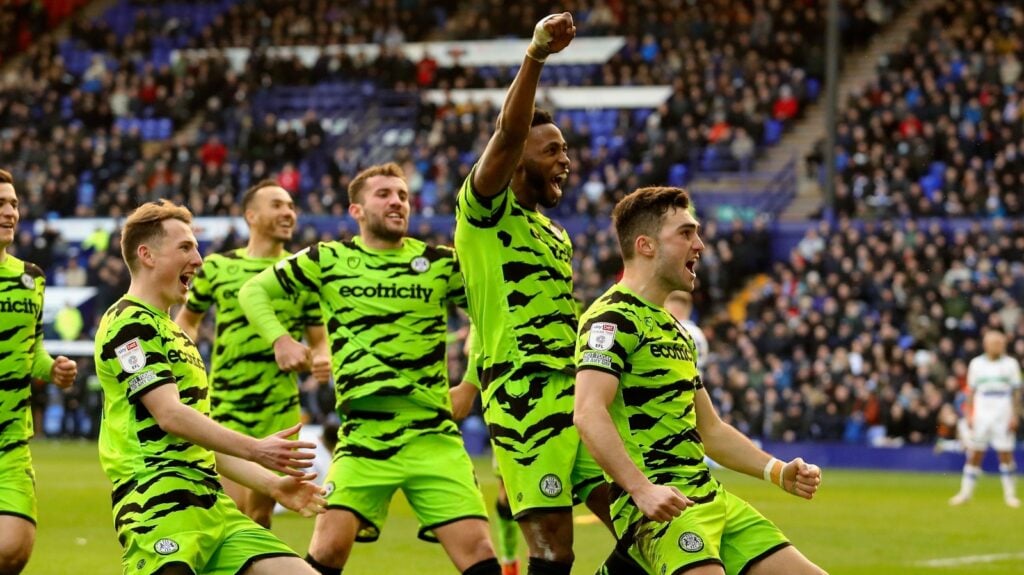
[949,329,1022,508]
[664,290,709,370]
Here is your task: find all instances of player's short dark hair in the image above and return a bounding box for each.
[532,108,554,128]
[347,162,405,205]
[0,169,13,185]
[121,200,193,273]
[241,179,283,212]
[612,187,692,260]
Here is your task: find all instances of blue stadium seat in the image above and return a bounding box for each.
[763,119,783,145]
[669,164,688,187]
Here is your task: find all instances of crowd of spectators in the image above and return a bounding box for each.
[811,0,1024,219]
[700,217,1024,446]
[0,0,90,66]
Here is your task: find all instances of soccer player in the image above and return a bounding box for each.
[241,163,501,575]
[949,328,1021,508]
[664,290,709,370]
[575,187,827,575]
[451,327,521,575]
[0,169,77,575]
[175,180,326,527]
[453,12,642,575]
[94,200,325,575]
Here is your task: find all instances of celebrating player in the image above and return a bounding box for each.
[176,180,326,527]
[94,200,325,575]
[575,187,827,575]
[241,163,502,575]
[0,169,77,575]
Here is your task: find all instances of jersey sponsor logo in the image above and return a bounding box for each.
[582,351,613,369]
[222,288,239,300]
[588,322,617,351]
[127,370,158,394]
[539,474,563,497]
[154,538,179,555]
[338,283,433,302]
[167,348,205,370]
[116,338,146,373]
[410,256,430,273]
[0,297,39,314]
[650,343,693,361]
[678,532,704,553]
[21,273,34,289]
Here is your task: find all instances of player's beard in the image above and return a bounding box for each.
[524,163,562,209]
[365,210,407,244]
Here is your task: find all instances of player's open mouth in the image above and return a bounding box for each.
[0,221,14,231]
[179,272,194,289]
[550,171,568,193]
[685,258,698,277]
[385,212,405,223]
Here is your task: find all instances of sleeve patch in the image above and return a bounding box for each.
[127,370,158,394]
[116,338,147,373]
[581,351,614,369]
[587,322,617,351]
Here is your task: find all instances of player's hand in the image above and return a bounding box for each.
[449,381,478,421]
[50,356,77,389]
[311,354,331,384]
[270,472,327,517]
[273,336,311,373]
[781,457,821,500]
[632,482,693,522]
[251,423,317,477]
[529,12,576,61]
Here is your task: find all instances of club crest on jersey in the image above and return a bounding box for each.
[20,273,34,289]
[324,481,335,496]
[539,474,563,497]
[115,338,146,374]
[678,532,704,553]
[347,256,361,268]
[588,322,617,351]
[410,256,430,273]
[154,538,179,555]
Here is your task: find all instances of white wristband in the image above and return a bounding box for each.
[762,458,778,482]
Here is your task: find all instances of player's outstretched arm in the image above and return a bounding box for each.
[471,12,576,198]
[215,452,326,517]
[240,266,314,372]
[694,388,822,499]
[575,369,694,521]
[140,384,316,476]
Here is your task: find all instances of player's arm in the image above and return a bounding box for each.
[471,12,576,198]
[214,452,326,517]
[240,247,323,372]
[575,369,693,521]
[139,383,316,476]
[306,324,331,384]
[451,325,480,421]
[174,308,205,343]
[694,387,821,500]
[30,284,76,389]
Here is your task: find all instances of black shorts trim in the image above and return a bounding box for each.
[152,561,196,575]
[417,514,490,543]
[737,542,792,575]
[512,504,573,521]
[0,511,37,526]
[672,558,725,575]
[326,505,381,543]
[233,552,297,575]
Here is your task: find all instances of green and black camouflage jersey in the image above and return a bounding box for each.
[242,236,465,458]
[454,170,577,404]
[185,249,321,426]
[0,255,52,453]
[576,283,718,507]
[95,295,220,529]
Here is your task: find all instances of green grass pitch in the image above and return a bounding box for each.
[23,440,1023,574]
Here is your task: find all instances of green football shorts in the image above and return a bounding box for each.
[117,478,296,575]
[323,432,488,542]
[628,487,790,575]
[485,371,605,518]
[0,442,36,523]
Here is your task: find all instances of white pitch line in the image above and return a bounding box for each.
[913,551,1024,568]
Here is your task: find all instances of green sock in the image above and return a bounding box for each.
[495,499,518,562]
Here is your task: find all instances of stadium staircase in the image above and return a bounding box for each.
[761,0,946,220]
